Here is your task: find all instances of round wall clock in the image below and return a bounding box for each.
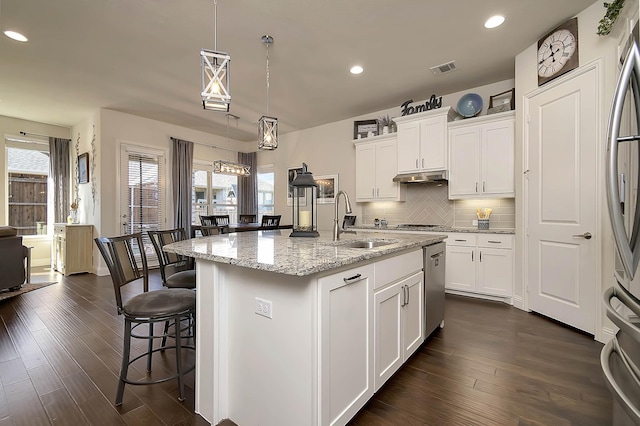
[537,17,579,86]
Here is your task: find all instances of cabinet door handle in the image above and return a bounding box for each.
[454,239,467,242]
[475,182,478,193]
[422,158,424,168]
[471,251,474,262]
[406,285,410,305]
[372,188,375,197]
[415,159,418,168]
[483,181,486,192]
[343,273,365,284]
[377,188,380,197]
[487,240,501,244]
[480,251,482,262]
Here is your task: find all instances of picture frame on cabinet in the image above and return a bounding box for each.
[353,119,378,139]
[78,152,89,183]
[314,174,338,204]
[487,88,515,114]
[287,166,307,207]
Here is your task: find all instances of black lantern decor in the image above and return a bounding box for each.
[290,163,319,237]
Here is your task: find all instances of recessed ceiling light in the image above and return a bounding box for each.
[4,30,28,42]
[350,65,364,75]
[484,15,505,29]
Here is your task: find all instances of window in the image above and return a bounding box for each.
[6,138,50,236]
[257,165,274,221]
[192,162,238,224]
[120,145,166,265]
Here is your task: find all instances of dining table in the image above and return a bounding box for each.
[191,222,292,237]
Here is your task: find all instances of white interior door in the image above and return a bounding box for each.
[525,65,599,334]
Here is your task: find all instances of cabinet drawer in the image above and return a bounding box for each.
[374,249,422,290]
[477,234,513,249]
[446,233,476,247]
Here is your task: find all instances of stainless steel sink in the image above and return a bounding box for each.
[340,240,393,249]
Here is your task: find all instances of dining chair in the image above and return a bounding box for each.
[200,225,229,236]
[261,215,281,228]
[239,214,257,224]
[94,233,196,406]
[200,215,216,226]
[148,228,196,289]
[342,215,357,228]
[213,215,230,225]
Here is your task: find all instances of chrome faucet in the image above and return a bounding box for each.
[333,190,354,241]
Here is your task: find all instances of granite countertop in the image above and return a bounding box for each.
[163,230,445,276]
[351,225,515,234]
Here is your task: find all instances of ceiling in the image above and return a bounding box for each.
[0,0,596,143]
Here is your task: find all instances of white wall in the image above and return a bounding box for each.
[514,0,632,340]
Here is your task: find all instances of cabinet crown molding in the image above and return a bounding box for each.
[448,110,515,128]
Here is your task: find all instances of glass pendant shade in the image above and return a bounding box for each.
[201,49,231,112]
[290,163,319,238]
[213,159,250,176]
[258,115,278,150]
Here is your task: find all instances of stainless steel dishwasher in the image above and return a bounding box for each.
[424,242,445,338]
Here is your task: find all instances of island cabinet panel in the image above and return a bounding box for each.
[374,270,423,391]
[319,263,375,426]
[52,224,93,275]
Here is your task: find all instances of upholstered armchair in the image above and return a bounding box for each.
[0,227,30,291]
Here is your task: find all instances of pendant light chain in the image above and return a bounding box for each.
[266,41,270,115]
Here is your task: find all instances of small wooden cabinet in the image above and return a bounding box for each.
[445,233,513,299]
[448,111,515,199]
[394,107,456,174]
[353,134,405,202]
[53,224,93,275]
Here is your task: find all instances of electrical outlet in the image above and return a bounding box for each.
[255,297,273,319]
[472,219,478,226]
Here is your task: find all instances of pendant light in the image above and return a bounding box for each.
[201,0,231,112]
[213,114,251,176]
[258,35,278,150]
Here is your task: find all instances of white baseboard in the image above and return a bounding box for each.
[445,289,512,304]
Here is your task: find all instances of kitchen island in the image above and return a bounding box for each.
[164,230,446,426]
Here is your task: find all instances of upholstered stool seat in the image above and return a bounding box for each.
[123,288,195,317]
[164,270,197,289]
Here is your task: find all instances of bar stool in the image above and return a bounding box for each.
[148,228,196,289]
[95,233,196,406]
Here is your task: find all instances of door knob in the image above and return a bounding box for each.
[573,232,592,240]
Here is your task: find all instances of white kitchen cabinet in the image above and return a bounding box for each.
[319,263,375,426]
[394,107,455,174]
[374,270,423,391]
[354,135,405,202]
[445,233,514,299]
[448,111,515,199]
[53,224,93,275]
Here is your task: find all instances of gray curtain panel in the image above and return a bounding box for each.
[171,138,194,236]
[238,152,257,216]
[49,137,70,223]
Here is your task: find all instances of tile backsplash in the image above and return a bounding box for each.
[360,183,515,229]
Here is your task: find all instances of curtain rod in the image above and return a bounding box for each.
[20,131,70,141]
[171,136,238,154]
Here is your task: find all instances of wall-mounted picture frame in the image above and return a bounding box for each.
[314,174,339,204]
[287,166,306,207]
[78,152,89,184]
[353,119,378,139]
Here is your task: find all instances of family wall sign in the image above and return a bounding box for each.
[400,94,442,116]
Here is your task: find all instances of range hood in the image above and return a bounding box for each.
[392,170,448,183]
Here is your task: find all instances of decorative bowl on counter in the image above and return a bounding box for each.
[456,93,483,118]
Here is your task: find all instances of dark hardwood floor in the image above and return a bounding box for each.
[0,267,612,425]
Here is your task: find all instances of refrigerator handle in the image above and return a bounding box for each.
[620,172,625,211]
[603,282,640,344]
[601,339,640,422]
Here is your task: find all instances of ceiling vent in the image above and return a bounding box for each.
[430,61,457,75]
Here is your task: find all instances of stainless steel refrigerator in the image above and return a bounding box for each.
[604,23,640,426]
